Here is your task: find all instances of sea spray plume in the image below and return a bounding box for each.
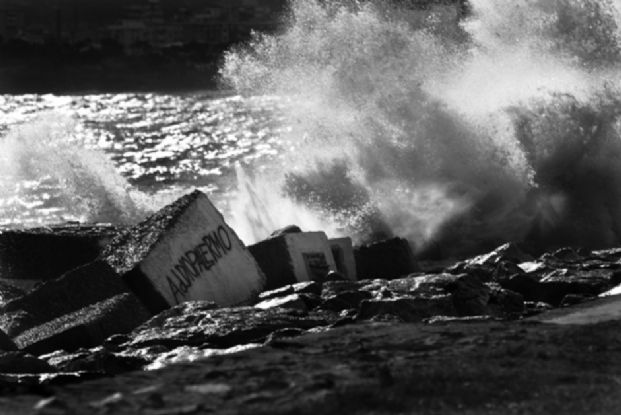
[227,163,343,244]
[0,114,149,225]
[222,0,524,249]
[222,0,621,257]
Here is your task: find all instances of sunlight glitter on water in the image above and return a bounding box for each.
[0,93,288,227]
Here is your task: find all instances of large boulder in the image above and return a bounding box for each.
[0,329,16,351]
[102,190,266,313]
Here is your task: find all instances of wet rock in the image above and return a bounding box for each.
[467,243,534,266]
[255,294,308,312]
[448,274,491,316]
[321,280,367,297]
[249,231,337,290]
[486,284,524,316]
[497,273,543,301]
[13,293,151,355]
[523,301,554,317]
[538,268,617,306]
[354,237,417,280]
[0,330,16,351]
[320,290,373,312]
[559,293,594,307]
[0,351,54,374]
[357,296,456,322]
[329,237,357,280]
[42,347,145,375]
[0,224,118,284]
[121,302,336,352]
[257,281,322,302]
[0,280,25,307]
[102,190,266,313]
[0,260,135,338]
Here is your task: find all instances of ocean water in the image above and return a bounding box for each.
[3,0,621,257]
[0,93,288,230]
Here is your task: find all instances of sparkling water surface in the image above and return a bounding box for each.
[0,93,289,226]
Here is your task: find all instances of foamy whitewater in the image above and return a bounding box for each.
[2,0,621,258]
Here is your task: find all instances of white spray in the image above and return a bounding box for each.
[222,0,621,257]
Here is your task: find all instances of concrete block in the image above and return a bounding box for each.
[102,190,266,312]
[0,260,131,337]
[329,237,357,281]
[249,232,337,291]
[355,237,418,280]
[13,293,151,355]
[0,224,118,286]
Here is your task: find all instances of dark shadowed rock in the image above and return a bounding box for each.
[497,273,543,301]
[0,351,54,374]
[0,280,24,307]
[0,224,118,284]
[13,293,151,355]
[102,190,266,313]
[122,302,337,351]
[354,237,417,280]
[321,280,366,297]
[42,347,146,375]
[0,329,16,351]
[465,243,533,267]
[486,283,524,316]
[538,269,618,306]
[447,274,490,316]
[357,296,456,322]
[320,290,373,312]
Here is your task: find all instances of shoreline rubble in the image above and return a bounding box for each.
[1,189,621,411]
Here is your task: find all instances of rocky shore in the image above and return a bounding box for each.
[2,190,621,413]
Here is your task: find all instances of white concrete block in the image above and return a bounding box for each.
[249,232,337,290]
[104,190,266,311]
[329,237,357,281]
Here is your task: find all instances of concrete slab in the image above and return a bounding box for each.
[329,237,357,281]
[533,294,621,325]
[0,260,131,338]
[13,293,151,355]
[102,190,266,312]
[249,232,337,290]
[0,224,118,283]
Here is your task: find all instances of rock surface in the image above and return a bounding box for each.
[2,238,621,413]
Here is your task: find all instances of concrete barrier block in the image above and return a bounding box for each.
[0,260,131,337]
[13,293,151,355]
[102,190,266,312]
[354,237,418,280]
[249,232,337,290]
[329,237,357,281]
[0,224,118,286]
